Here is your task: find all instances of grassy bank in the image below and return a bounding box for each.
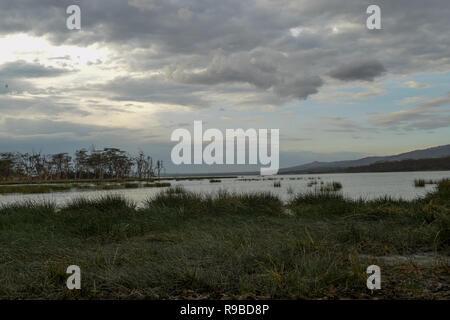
[414,179,438,187]
[0,176,237,186]
[0,180,448,299]
[0,182,171,195]
[0,185,73,195]
[0,175,237,194]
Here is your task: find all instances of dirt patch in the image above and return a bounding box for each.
[360,252,449,266]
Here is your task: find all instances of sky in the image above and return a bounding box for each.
[0,0,449,173]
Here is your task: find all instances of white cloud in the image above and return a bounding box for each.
[404,81,430,89]
[396,96,425,105]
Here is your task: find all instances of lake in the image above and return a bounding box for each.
[1,171,449,207]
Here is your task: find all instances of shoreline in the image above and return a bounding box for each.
[0,180,448,299]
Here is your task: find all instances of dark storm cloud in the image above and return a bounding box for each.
[1,1,449,80]
[0,0,449,133]
[169,51,323,100]
[1,1,449,69]
[328,60,386,81]
[97,76,212,108]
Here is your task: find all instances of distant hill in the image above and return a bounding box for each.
[338,156,450,173]
[280,144,450,174]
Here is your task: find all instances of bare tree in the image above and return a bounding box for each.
[0,147,164,182]
[135,150,145,179]
[155,160,164,180]
[74,149,88,179]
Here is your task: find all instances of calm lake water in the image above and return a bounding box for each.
[1,171,449,207]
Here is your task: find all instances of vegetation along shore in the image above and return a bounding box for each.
[0,179,448,299]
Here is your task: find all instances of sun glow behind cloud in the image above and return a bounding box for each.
[0,33,107,65]
[0,33,171,135]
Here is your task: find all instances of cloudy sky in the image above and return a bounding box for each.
[0,0,449,172]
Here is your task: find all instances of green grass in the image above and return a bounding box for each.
[0,181,171,195]
[173,176,236,181]
[0,178,148,185]
[0,180,448,299]
[143,182,171,188]
[123,183,139,189]
[414,179,437,187]
[0,185,72,194]
[0,176,236,186]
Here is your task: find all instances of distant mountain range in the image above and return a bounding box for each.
[279,144,450,174]
[165,144,450,176]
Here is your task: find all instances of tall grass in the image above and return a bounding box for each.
[0,181,171,195]
[414,179,437,187]
[0,185,72,194]
[0,181,448,299]
[145,188,283,216]
[143,182,171,188]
